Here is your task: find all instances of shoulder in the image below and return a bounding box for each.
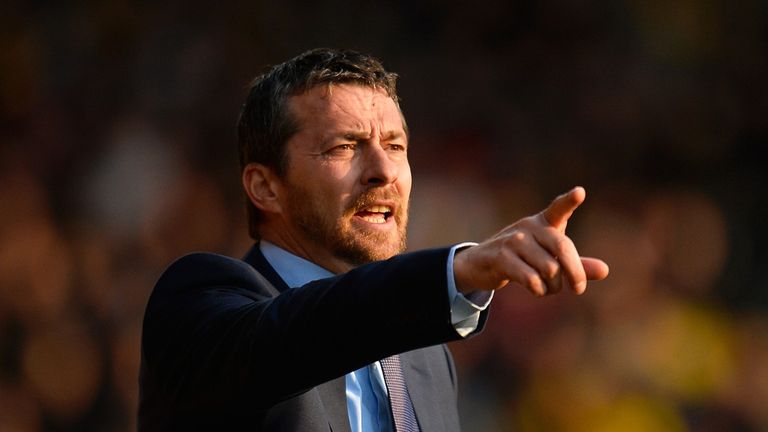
[153,252,275,297]
[143,252,281,323]
[141,252,278,361]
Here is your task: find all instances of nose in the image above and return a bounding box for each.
[361,143,399,186]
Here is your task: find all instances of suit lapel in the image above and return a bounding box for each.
[316,377,351,432]
[243,243,351,431]
[401,349,441,432]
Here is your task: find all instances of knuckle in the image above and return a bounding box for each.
[544,262,559,279]
[554,236,571,255]
[512,231,527,243]
[523,272,539,288]
[503,230,527,247]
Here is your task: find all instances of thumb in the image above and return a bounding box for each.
[581,257,609,281]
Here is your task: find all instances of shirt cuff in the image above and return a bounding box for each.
[446,242,494,337]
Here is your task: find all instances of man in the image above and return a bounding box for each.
[139,48,609,431]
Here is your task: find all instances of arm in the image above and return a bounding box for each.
[141,247,472,409]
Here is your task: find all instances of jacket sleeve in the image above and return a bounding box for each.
[139,247,487,411]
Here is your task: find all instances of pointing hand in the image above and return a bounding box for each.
[453,187,609,296]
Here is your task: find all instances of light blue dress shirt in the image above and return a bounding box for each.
[259,241,492,432]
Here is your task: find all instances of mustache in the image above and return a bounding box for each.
[347,188,403,213]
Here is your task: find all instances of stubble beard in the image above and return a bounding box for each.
[287,185,408,267]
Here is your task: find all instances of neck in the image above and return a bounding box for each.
[259,231,354,275]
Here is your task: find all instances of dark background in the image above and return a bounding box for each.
[1,1,767,430]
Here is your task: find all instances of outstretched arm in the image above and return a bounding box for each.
[453,187,609,297]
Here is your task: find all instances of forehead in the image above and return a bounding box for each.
[288,84,405,135]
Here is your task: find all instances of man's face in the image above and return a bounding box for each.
[275,84,411,271]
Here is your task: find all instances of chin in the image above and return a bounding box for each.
[336,236,406,266]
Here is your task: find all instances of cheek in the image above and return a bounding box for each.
[307,161,353,193]
[398,163,413,197]
[319,178,357,215]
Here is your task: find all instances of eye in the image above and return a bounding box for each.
[322,143,357,157]
[388,143,406,152]
[333,143,357,152]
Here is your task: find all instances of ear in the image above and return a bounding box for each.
[242,163,283,215]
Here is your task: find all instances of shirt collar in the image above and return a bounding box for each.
[259,240,334,288]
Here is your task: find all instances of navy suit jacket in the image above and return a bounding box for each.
[138,245,488,431]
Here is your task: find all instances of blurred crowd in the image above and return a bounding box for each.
[1,1,767,431]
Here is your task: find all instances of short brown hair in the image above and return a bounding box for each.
[237,48,401,239]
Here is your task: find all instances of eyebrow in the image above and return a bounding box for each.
[340,130,407,141]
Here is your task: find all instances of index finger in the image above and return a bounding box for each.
[541,186,586,228]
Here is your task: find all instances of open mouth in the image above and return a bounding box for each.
[354,205,393,224]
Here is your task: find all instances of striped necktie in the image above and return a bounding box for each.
[380,355,421,432]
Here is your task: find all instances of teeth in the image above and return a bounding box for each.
[356,205,392,224]
[364,205,392,213]
[361,215,386,224]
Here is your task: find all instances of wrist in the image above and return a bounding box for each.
[453,247,474,295]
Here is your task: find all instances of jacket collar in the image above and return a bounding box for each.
[242,242,291,293]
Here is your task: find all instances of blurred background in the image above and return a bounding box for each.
[1,0,767,431]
